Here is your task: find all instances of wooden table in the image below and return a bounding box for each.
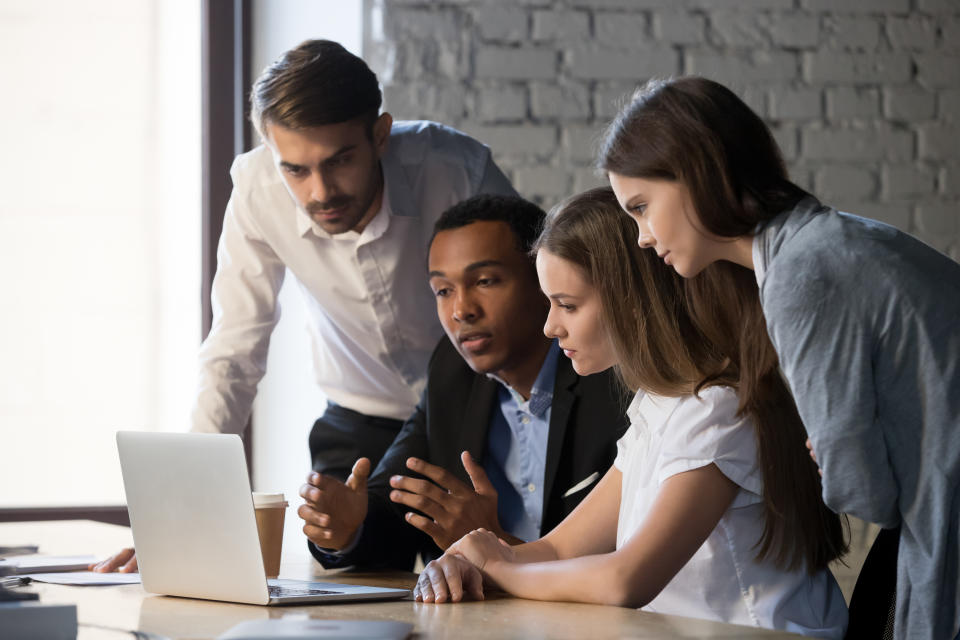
[1,521,804,639]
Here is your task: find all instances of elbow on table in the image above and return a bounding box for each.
[601,563,657,609]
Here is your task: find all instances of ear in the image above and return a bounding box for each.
[372,112,393,157]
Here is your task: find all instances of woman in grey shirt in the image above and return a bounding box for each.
[600,76,959,640]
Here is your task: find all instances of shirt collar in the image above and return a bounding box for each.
[752,196,825,288]
[487,340,560,418]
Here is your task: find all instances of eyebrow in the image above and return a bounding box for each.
[548,292,579,301]
[428,259,506,279]
[278,144,358,171]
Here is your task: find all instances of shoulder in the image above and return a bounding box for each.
[645,387,754,461]
[664,386,742,432]
[387,120,490,168]
[655,387,761,494]
[762,208,912,318]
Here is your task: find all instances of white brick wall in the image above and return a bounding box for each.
[367,0,960,259]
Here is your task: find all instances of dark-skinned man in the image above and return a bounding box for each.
[298,195,628,569]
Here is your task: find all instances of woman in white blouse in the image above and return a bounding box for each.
[414,187,848,638]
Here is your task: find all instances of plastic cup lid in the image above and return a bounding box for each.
[252,492,288,508]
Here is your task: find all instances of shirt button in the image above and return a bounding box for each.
[527,483,536,492]
[521,416,530,425]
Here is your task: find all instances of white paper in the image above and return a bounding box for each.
[25,571,142,586]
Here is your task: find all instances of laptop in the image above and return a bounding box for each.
[116,431,410,605]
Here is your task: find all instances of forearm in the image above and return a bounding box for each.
[508,538,560,564]
[484,551,645,608]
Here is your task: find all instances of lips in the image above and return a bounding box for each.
[308,199,352,220]
[312,206,348,219]
[658,250,671,265]
[560,345,577,359]
[458,331,493,353]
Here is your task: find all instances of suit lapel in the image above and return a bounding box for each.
[541,356,578,516]
[457,373,498,476]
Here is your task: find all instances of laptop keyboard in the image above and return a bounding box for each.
[269,585,344,597]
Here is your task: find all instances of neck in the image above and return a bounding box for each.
[720,235,756,271]
[494,337,553,401]
[352,164,384,234]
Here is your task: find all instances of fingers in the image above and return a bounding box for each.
[304,471,344,492]
[120,554,139,573]
[424,560,452,603]
[302,523,338,546]
[415,558,481,603]
[346,458,371,493]
[299,482,319,503]
[461,560,485,601]
[404,511,447,547]
[439,557,465,602]
[461,451,496,497]
[415,572,436,603]
[405,457,468,494]
[300,476,349,510]
[389,485,448,521]
[297,503,332,527]
[90,547,135,573]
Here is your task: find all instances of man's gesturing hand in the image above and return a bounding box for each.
[389,451,517,550]
[298,457,370,550]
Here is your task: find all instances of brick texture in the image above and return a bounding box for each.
[367,0,960,255]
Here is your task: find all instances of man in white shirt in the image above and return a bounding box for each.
[194,39,516,482]
[91,39,515,573]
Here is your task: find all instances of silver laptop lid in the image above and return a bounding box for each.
[117,431,270,605]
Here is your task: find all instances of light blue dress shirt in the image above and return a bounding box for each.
[484,341,560,542]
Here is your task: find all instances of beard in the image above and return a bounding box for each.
[305,164,382,235]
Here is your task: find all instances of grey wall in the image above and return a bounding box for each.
[365,0,960,260]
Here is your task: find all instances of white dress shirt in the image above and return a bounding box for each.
[615,387,848,638]
[192,121,516,434]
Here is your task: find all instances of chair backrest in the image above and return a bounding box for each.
[845,526,899,640]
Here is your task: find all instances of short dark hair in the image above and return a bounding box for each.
[250,39,382,136]
[430,195,546,257]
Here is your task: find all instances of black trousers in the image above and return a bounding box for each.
[308,402,405,482]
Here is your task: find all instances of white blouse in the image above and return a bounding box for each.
[614,387,848,638]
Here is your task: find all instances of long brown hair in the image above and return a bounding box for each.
[535,187,721,397]
[598,77,847,573]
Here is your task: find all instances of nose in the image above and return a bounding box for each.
[633,216,654,249]
[452,289,480,323]
[543,307,564,339]
[308,170,334,204]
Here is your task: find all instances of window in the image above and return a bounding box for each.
[0,0,201,509]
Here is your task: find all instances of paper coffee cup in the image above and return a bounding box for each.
[252,492,288,578]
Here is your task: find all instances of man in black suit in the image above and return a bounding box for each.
[298,195,627,570]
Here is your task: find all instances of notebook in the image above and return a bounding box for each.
[116,431,410,605]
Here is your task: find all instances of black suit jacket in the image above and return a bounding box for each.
[310,337,628,570]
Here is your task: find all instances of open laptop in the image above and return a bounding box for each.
[116,431,410,605]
